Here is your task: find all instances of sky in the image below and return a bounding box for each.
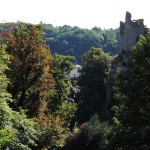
[0,0,149,29]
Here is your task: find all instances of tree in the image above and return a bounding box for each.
[1,23,120,64]
[36,54,78,149]
[78,47,111,123]
[2,23,78,150]
[51,54,75,108]
[0,47,37,149]
[51,54,77,125]
[0,47,14,148]
[43,24,119,63]
[2,22,55,117]
[62,114,112,150]
[112,33,150,149]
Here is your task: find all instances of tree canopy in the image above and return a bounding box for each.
[77,47,112,123]
[0,44,37,149]
[2,22,55,118]
[1,21,150,149]
[112,33,150,149]
[43,24,119,63]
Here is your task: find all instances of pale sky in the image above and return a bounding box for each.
[0,0,149,29]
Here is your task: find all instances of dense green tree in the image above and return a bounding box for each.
[43,24,119,63]
[1,23,73,149]
[1,22,79,150]
[51,54,77,124]
[0,22,120,149]
[2,22,55,117]
[78,47,111,123]
[112,33,150,149]
[0,47,14,148]
[0,47,37,149]
[87,114,112,150]
[36,54,78,149]
[62,114,112,150]
[1,23,120,64]
[51,54,75,107]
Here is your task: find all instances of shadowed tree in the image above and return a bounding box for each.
[112,33,150,149]
[78,47,111,123]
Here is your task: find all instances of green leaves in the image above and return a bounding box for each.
[3,22,55,117]
[58,100,77,120]
[9,110,37,149]
[114,33,150,127]
[78,47,111,122]
[112,32,150,149]
[0,46,37,149]
[51,54,75,110]
[0,128,14,148]
[42,24,119,63]
[88,114,112,149]
[53,54,75,76]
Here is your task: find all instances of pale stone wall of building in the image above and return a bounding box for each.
[68,65,82,78]
[120,11,148,52]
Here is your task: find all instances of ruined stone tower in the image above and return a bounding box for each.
[103,12,149,119]
[120,11,148,52]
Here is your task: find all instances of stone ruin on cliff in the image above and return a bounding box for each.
[103,11,149,119]
[120,11,148,52]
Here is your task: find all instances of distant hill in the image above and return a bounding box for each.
[0,23,120,63]
[43,24,120,63]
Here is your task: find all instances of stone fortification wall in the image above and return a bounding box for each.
[120,11,148,52]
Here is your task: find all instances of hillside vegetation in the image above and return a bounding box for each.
[1,22,150,149]
[43,24,119,63]
[0,22,119,63]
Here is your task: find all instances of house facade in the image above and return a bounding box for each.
[68,64,82,79]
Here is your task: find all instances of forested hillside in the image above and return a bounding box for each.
[1,22,150,150]
[0,23,119,64]
[42,24,119,63]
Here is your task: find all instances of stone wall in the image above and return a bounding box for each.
[120,11,148,52]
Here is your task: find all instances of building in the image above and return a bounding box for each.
[68,64,82,79]
[120,11,148,52]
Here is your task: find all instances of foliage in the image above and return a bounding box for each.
[63,114,112,150]
[88,114,112,150]
[51,54,77,121]
[53,54,75,76]
[1,23,119,64]
[43,25,119,63]
[0,111,37,150]
[5,110,37,150]
[2,22,55,117]
[78,47,112,123]
[35,54,77,149]
[112,32,150,149]
[0,47,14,148]
[1,23,78,150]
[0,22,121,149]
[113,33,150,127]
[57,100,77,121]
[108,126,150,150]
[51,54,75,109]
[36,114,69,150]
[0,128,14,148]
[0,47,37,149]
